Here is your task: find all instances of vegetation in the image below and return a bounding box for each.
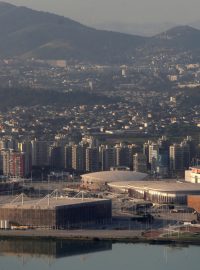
[0,87,119,111]
[180,88,200,107]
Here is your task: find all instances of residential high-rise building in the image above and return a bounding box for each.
[145,137,170,177]
[181,141,190,169]
[2,150,30,177]
[86,147,99,172]
[1,150,10,176]
[170,144,184,175]
[18,140,32,172]
[64,145,72,170]
[181,136,197,166]
[99,145,115,171]
[115,143,134,169]
[157,136,170,177]
[72,144,86,172]
[143,140,151,170]
[133,153,147,173]
[31,139,49,167]
[49,145,63,169]
[149,143,159,174]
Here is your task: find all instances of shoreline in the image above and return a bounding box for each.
[0,229,200,245]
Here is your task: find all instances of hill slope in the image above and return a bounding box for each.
[0,2,146,63]
[138,25,200,57]
[0,3,200,63]
[152,25,200,50]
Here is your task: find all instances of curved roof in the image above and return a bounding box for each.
[81,171,147,183]
[108,180,200,193]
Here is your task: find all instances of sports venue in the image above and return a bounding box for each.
[81,171,148,190]
[108,180,200,204]
[0,196,112,229]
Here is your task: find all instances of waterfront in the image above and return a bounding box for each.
[0,239,199,270]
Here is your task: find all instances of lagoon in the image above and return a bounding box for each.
[0,239,199,270]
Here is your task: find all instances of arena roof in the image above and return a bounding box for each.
[108,180,200,193]
[0,198,110,210]
[81,171,147,183]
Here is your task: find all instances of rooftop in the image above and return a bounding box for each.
[81,171,148,183]
[108,180,200,193]
[0,197,110,210]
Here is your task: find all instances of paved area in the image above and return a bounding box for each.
[0,229,142,240]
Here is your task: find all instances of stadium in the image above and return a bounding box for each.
[81,171,148,190]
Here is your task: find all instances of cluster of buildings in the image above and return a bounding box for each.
[0,136,138,177]
[2,58,200,92]
[0,57,199,140]
[81,167,200,205]
[142,136,199,177]
[0,134,199,179]
[0,57,199,230]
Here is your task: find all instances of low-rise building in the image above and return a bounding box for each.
[185,167,200,183]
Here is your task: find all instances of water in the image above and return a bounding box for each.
[0,238,199,270]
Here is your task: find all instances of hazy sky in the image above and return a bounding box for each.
[3,0,200,25]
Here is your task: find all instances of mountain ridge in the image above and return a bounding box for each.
[0,2,200,63]
[0,2,146,63]
[148,25,200,52]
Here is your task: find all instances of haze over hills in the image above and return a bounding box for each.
[153,25,200,50]
[93,21,177,37]
[0,2,146,63]
[138,25,200,58]
[0,2,200,63]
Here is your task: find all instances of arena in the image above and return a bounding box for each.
[108,180,200,204]
[81,171,148,190]
[0,196,112,229]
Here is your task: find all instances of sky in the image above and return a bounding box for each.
[2,0,200,26]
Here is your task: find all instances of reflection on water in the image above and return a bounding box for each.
[0,239,199,270]
[0,238,112,259]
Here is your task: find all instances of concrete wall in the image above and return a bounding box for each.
[56,200,112,228]
[0,208,56,228]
